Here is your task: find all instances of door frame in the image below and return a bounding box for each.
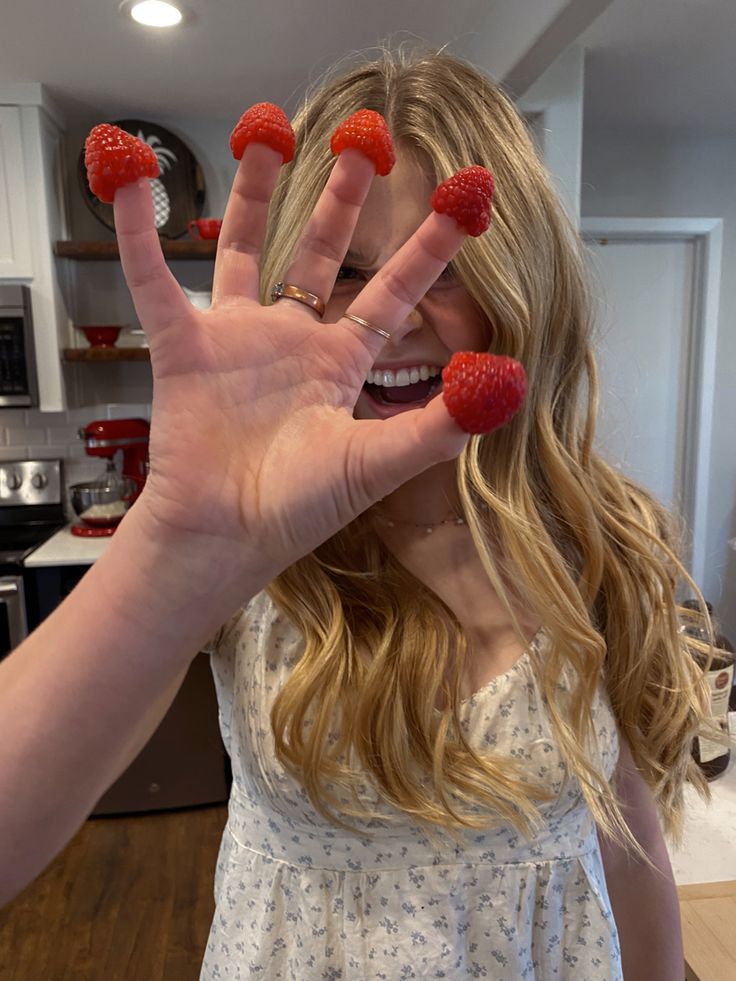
[580,217,723,586]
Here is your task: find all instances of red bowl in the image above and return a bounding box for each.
[77,325,122,348]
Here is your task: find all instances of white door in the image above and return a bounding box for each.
[581,219,723,585]
[585,236,694,511]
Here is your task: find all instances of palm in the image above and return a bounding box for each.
[144,301,366,563]
[113,143,469,585]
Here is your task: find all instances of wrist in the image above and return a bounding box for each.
[89,493,268,651]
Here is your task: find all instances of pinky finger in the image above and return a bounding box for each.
[113,180,193,337]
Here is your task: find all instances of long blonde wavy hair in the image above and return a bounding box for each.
[258,47,730,866]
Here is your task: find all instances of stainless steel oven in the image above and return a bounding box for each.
[0,284,39,408]
[0,459,65,660]
[0,575,29,652]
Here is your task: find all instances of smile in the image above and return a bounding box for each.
[364,364,442,387]
[362,364,444,407]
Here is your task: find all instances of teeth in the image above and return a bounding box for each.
[366,365,441,387]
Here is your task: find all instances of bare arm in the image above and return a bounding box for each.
[0,131,477,906]
[0,506,256,906]
[598,736,685,981]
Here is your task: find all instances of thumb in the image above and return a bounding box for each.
[352,396,470,501]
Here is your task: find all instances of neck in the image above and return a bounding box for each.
[375,460,461,524]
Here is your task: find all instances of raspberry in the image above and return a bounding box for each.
[431,166,494,237]
[230,103,295,163]
[330,109,395,176]
[441,352,527,435]
[84,124,160,204]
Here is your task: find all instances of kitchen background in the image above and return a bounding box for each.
[0,0,733,636]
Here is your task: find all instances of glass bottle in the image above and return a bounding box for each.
[680,599,734,779]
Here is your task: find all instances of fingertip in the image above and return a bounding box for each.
[112,178,154,232]
[412,391,472,461]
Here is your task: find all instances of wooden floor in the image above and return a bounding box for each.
[0,804,228,981]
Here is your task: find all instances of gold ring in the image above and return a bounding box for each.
[345,313,391,340]
[270,282,326,318]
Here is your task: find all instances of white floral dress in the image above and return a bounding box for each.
[202,592,622,980]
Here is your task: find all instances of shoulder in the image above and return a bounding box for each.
[204,590,281,654]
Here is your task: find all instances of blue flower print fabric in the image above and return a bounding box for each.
[202,593,623,980]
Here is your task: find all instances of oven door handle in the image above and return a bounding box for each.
[0,578,29,650]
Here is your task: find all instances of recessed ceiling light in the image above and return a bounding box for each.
[122,1,183,28]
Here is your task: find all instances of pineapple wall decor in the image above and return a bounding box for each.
[78,119,206,238]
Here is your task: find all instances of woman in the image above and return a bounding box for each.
[0,48,720,979]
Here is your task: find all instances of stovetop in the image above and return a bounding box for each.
[0,459,65,566]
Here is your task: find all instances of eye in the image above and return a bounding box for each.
[336,265,367,282]
[432,264,458,288]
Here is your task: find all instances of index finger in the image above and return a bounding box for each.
[342,210,468,350]
[114,180,193,336]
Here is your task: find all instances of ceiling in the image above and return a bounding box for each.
[0,0,588,123]
[580,0,736,136]
[0,0,732,136]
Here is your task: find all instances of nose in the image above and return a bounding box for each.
[387,305,424,345]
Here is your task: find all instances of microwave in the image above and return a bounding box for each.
[0,284,39,408]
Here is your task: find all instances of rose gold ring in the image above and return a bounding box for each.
[345,313,391,340]
[270,282,326,318]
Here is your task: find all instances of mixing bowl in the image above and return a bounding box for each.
[69,477,137,527]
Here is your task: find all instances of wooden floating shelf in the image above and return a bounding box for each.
[63,347,151,362]
[55,240,217,260]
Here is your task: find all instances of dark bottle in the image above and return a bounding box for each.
[681,599,734,780]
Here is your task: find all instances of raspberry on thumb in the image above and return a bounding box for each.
[441,352,527,435]
[230,103,295,163]
[330,109,395,176]
[431,166,494,237]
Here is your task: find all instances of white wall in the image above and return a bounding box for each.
[581,127,736,640]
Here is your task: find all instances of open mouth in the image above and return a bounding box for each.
[363,376,442,404]
[362,364,444,407]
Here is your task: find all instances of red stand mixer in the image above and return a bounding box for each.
[69,419,150,537]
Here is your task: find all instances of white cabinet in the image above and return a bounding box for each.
[0,107,33,278]
[0,84,70,410]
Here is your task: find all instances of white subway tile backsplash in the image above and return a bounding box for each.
[7,428,46,446]
[0,411,27,428]
[0,403,151,468]
[105,403,150,420]
[45,427,78,444]
[0,447,28,462]
[25,446,68,460]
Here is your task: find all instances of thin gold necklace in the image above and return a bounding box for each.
[373,508,466,535]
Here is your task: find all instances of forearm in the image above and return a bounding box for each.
[601,831,684,981]
[0,501,259,906]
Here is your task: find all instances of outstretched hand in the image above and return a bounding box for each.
[112,138,472,592]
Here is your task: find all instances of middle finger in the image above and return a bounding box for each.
[276,149,377,314]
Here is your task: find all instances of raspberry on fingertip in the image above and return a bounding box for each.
[330,109,395,176]
[84,124,160,204]
[230,103,295,163]
[431,166,494,237]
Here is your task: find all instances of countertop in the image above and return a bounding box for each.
[667,736,736,885]
[24,524,112,566]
